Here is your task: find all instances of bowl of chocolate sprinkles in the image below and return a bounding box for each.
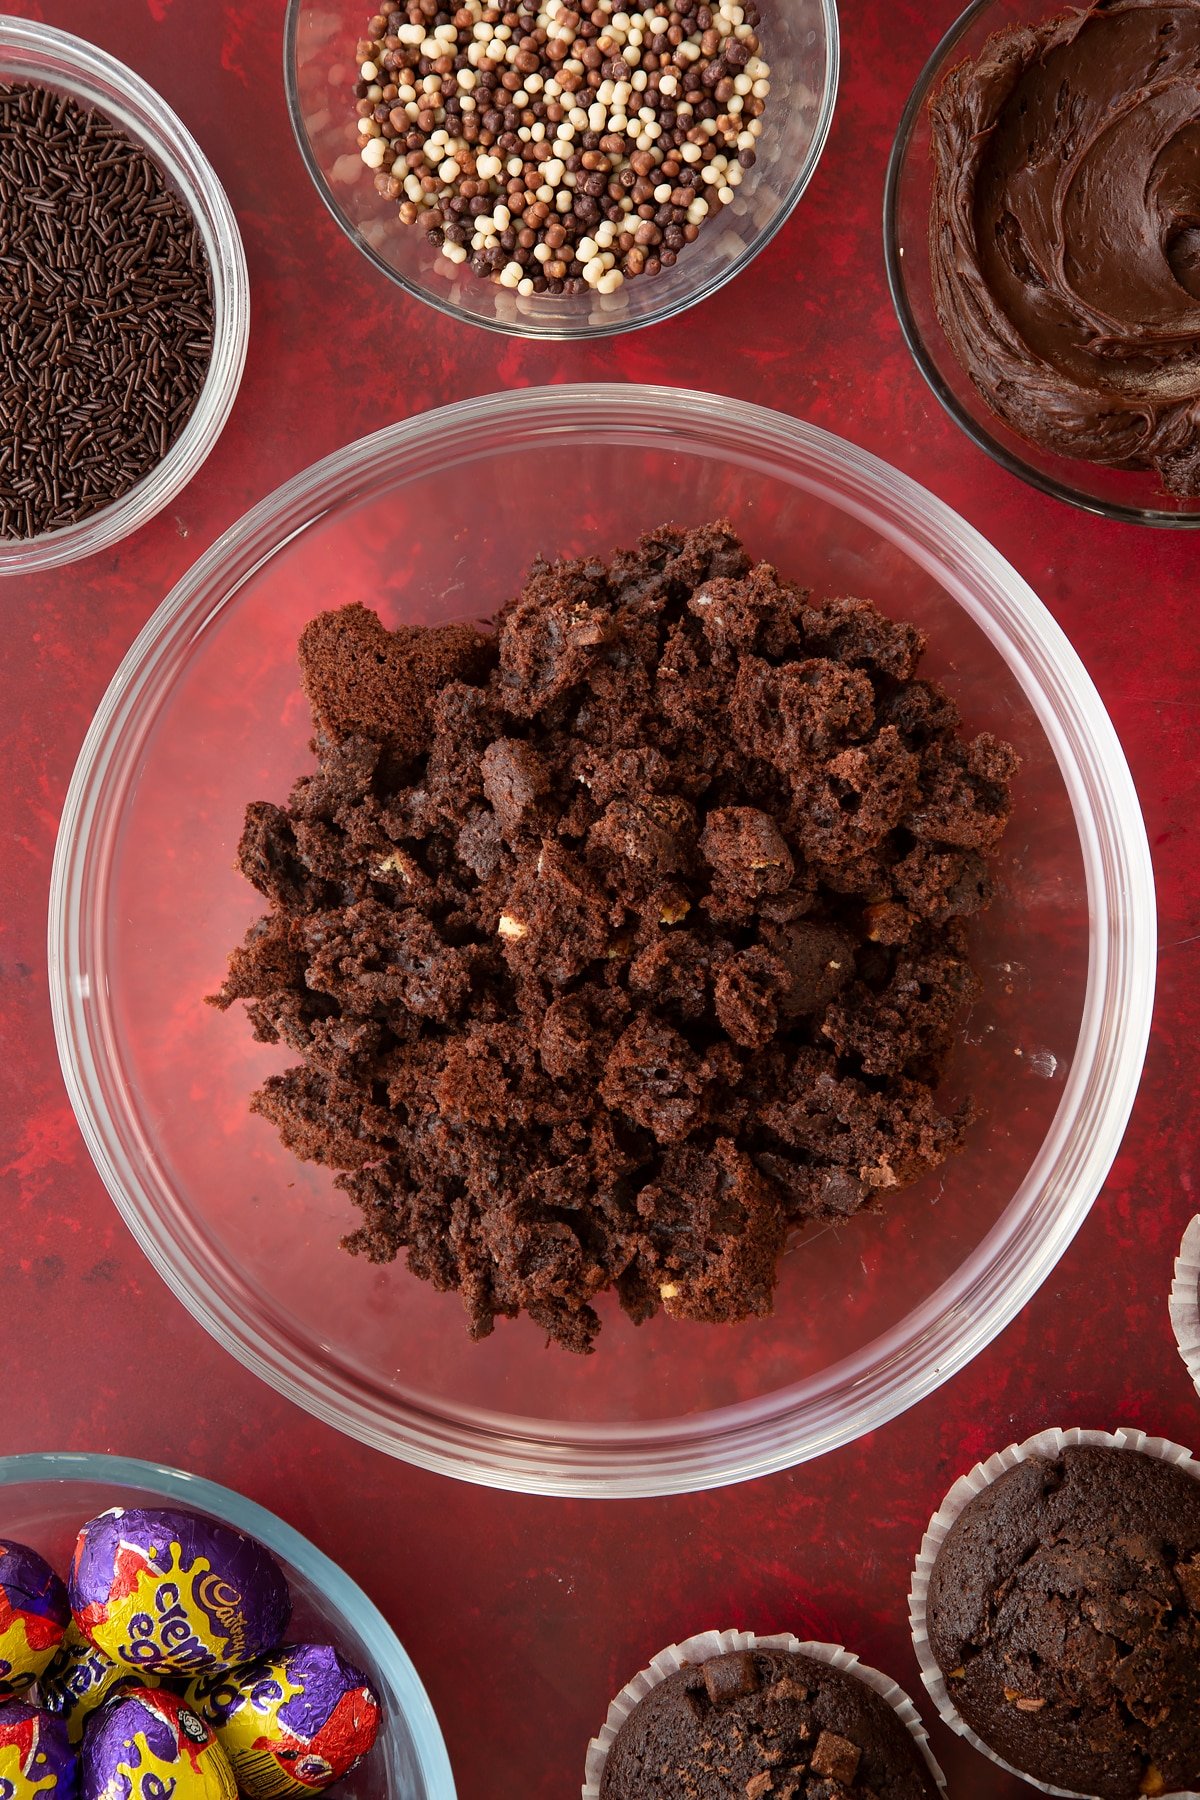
[0,17,248,573]
[283,0,837,337]
[50,385,1153,1494]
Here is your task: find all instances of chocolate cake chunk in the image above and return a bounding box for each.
[599,1649,939,1799]
[210,522,1017,1352]
[297,604,495,761]
[926,1445,1200,1799]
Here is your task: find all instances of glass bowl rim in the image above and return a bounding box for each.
[0,12,250,575]
[281,0,840,341]
[882,0,1200,531]
[0,1449,456,1797]
[48,382,1156,1496]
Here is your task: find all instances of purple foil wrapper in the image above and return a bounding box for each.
[70,1509,290,1678]
[189,1644,381,1797]
[0,1699,79,1798]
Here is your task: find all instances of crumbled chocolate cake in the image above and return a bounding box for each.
[210,521,1016,1352]
[927,1446,1200,1799]
[599,1649,940,1799]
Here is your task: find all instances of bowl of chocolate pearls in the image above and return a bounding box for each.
[0,17,249,575]
[284,0,838,335]
[51,384,1153,1496]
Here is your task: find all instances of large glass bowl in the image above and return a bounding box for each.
[49,384,1155,1497]
[884,0,1200,528]
[0,1452,454,1798]
[283,0,838,338]
[0,16,249,575]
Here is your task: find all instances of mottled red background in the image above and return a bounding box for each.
[1,1,1197,1796]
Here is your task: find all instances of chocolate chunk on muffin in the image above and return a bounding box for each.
[926,1445,1200,1799]
[211,521,1017,1352]
[599,1648,939,1799]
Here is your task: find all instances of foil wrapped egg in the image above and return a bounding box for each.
[0,1700,78,1798]
[188,1644,381,1798]
[81,1687,235,1800]
[0,1540,70,1699]
[70,1510,290,1679]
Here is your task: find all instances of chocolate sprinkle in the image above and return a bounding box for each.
[210,522,1017,1353]
[0,82,214,541]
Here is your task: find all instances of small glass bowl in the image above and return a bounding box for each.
[0,1451,455,1799]
[0,16,250,576]
[50,384,1155,1497]
[884,0,1200,528]
[283,0,838,338]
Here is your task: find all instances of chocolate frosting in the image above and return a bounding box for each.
[929,0,1200,494]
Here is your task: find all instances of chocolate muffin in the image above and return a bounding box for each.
[598,1648,939,1799]
[211,520,1017,1352]
[925,1444,1200,1799]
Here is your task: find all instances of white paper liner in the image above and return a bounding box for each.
[1169,1217,1200,1400]
[582,1626,947,1799]
[909,1425,1200,1799]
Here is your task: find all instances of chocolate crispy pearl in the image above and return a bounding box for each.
[927,1446,1200,1799]
[210,522,1016,1353]
[599,1649,940,1800]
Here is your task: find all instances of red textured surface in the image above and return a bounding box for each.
[1,1,1197,1797]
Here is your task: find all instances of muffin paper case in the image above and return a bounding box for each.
[1169,1217,1200,1398]
[582,1627,947,1798]
[909,1425,1200,1800]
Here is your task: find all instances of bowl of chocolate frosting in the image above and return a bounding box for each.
[885,0,1200,526]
